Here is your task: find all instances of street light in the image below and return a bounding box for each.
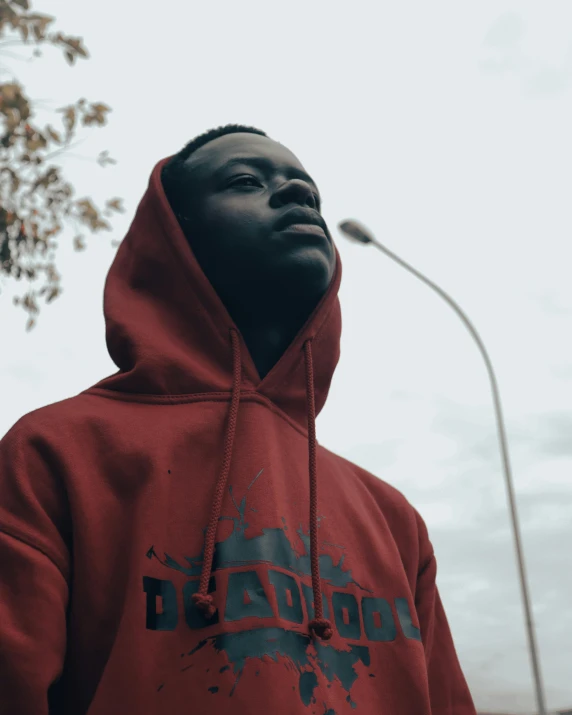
[338,218,547,715]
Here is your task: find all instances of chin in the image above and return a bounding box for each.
[283,250,335,298]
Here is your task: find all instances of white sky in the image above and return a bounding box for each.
[1,2,571,712]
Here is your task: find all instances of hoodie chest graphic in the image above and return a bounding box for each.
[142,468,421,710]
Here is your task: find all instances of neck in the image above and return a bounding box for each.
[227,292,318,381]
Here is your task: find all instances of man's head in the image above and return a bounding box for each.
[161,125,336,324]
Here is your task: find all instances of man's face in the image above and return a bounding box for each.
[170,132,336,313]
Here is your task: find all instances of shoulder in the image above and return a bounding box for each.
[320,445,432,565]
[1,392,95,450]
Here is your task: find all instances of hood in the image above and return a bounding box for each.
[94,155,343,433]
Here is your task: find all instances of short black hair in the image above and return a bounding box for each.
[161,123,268,217]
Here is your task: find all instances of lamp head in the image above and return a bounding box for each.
[338,219,375,245]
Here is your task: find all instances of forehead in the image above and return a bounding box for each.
[184,133,306,179]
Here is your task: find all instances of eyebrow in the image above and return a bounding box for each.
[214,155,321,201]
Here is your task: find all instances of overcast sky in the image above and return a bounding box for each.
[1,2,571,712]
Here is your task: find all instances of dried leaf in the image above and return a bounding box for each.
[91,103,110,114]
[73,235,86,251]
[1,83,19,101]
[26,133,48,152]
[57,105,76,135]
[105,197,125,213]
[46,286,60,303]
[47,125,62,144]
[95,218,111,231]
[3,108,20,132]
[60,36,88,58]
[97,150,117,166]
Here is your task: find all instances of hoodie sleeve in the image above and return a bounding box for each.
[413,508,477,715]
[0,419,70,715]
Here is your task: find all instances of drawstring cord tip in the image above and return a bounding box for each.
[309,618,333,641]
[192,592,217,619]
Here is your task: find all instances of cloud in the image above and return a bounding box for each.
[529,293,572,317]
[524,66,572,96]
[525,411,572,459]
[551,364,572,381]
[479,13,572,97]
[482,13,525,49]
[431,399,572,463]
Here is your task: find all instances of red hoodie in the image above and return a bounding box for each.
[0,156,477,715]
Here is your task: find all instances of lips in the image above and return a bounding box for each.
[279,224,327,237]
[275,207,327,233]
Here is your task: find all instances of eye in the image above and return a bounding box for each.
[231,175,260,186]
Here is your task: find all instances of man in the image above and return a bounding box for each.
[0,124,477,714]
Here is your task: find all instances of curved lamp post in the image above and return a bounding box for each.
[338,219,547,715]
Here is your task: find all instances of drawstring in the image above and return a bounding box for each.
[193,329,333,641]
[304,339,333,641]
[192,328,242,619]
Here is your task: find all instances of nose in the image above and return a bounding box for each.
[276,178,319,210]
